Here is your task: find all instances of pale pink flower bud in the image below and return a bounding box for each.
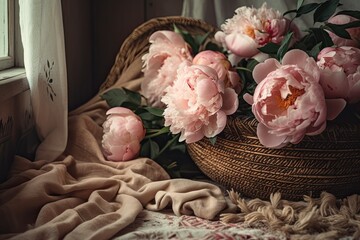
[102,107,146,161]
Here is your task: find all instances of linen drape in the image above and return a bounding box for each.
[19,0,68,161]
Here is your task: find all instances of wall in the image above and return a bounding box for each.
[62,0,183,110]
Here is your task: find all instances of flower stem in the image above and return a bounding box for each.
[145,127,169,139]
[235,67,252,72]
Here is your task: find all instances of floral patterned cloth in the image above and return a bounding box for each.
[116,210,286,240]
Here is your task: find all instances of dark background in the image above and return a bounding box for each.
[61,0,184,110]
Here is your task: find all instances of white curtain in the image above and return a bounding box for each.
[19,0,68,161]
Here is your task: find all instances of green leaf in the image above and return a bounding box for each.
[309,28,334,48]
[122,88,142,106]
[314,0,340,23]
[335,10,360,19]
[149,139,160,159]
[277,32,294,61]
[325,23,351,39]
[194,32,210,46]
[308,41,323,59]
[138,111,159,121]
[157,134,181,157]
[140,139,151,157]
[100,88,141,109]
[209,136,217,145]
[173,24,183,35]
[297,0,304,10]
[173,24,198,54]
[283,9,297,17]
[247,59,260,71]
[258,42,280,54]
[283,3,320,18]
[169,143,186,153]
[143,107,164,117]
[325,21,360,39]
[296,3,320,17]
[204,41,224,52]
[342,20,360,28]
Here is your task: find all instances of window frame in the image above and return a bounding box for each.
[0,0,15,71]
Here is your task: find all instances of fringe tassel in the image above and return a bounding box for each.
[221,191,360,239]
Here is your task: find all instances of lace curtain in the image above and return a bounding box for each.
[19,0,68,161]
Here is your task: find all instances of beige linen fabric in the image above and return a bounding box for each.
[0,58,231,239]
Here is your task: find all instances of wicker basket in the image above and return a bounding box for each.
[102,16,360,201]
[187,114,360,201]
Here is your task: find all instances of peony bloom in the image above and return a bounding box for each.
[327,15,360,48]
[102,107,146,161]
[161,62,238,143]
[317,46,360,103]
[244,49,346,148]
[193,50,242,93]
[214,3,299,59]
[141,30,193,108]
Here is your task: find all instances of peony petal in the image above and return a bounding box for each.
[282,49,309,67]
[257,123,287,148]
[214,31,226,44]
[204,111,227,138]
[106,107,134,116]
[252,58,279,84]
[121,142,140,161]
[227,70,242,93]
[225,33,259,58]
[326,98,347,120]
[319,69,349,99]
[252,52,270,63]
[306,122,326,136]
[196,79,218,106]
[221,88,239,115]
[185,131,205,144]
[149,30,186,47]
[243,93,254,105]
[107,145,127,161]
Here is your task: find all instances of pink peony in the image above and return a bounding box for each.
[161,62,238,143]
[317,46,360,103]
[192,50,242,93]
[214,3,299,59]
[244,49,346,148]
[141,30,193,107]
[327,15,360,48]
[102,107,146,161]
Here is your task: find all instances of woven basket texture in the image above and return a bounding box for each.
[101,16,360,201]
[187,114,360,201]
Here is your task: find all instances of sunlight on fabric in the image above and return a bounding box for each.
[0,0,8,58]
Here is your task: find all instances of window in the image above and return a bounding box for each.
[0,0,14,71]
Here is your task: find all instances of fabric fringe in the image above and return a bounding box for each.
[221,190,360,240]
